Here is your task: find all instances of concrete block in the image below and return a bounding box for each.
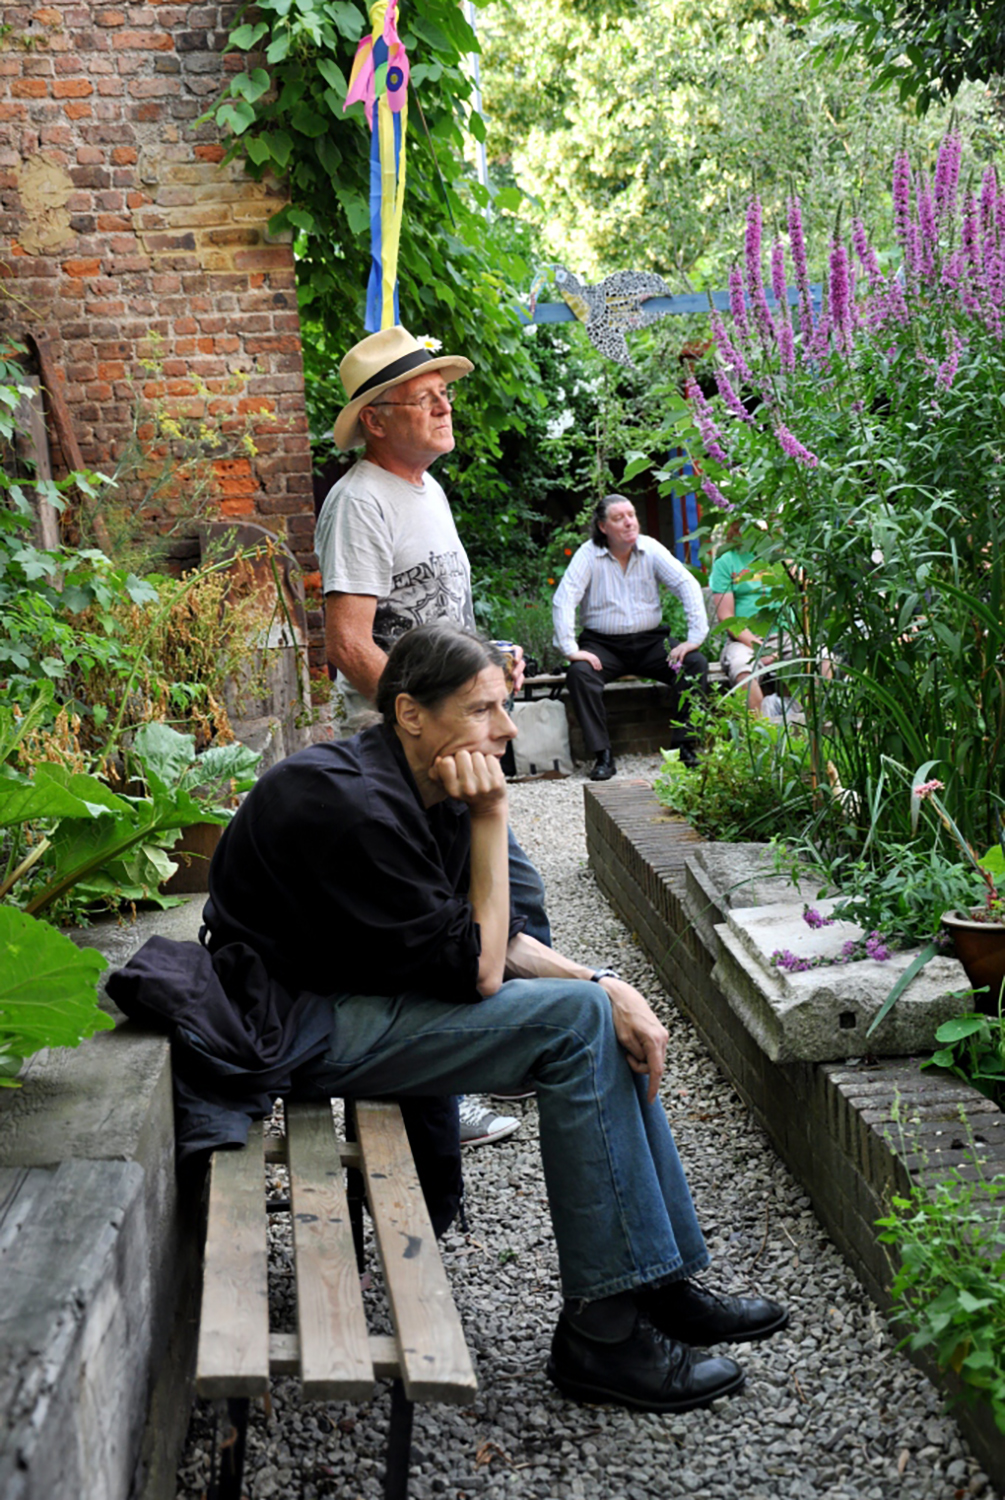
[712,898,968,1062]
[0,899,206,1500]
[0,1159,148,1500]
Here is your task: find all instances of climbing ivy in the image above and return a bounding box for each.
[205,0,544,511]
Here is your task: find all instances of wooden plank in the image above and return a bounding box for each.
[14,378,60,551]
[270,1331,401,1381]
[196,1128,270,1398]
[356,1101,477,1404]
[286,1102,374,1401]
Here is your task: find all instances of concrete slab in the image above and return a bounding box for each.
[713,896,969,1062]
[683,842,825,957]
[0,899,205,1500]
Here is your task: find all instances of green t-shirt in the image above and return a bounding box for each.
[708,549,769,624]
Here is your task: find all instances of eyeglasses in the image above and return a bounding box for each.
[369,390,454,414]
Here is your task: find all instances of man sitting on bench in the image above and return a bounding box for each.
[203,620,787,1414]
[552,494,709,781]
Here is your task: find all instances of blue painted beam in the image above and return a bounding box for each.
[526,285,824,323]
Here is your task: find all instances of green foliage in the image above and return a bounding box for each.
[676,131,1005,852]
[923,1009,1005,1105]
[1,702,260,920]
[822,846,976,947]
[811,0,1005,113]
[480,0,981,288]
[877,1164,1005,1434]
[0,906,112,1086]
[209,0,544,515]
[653,697,814,841]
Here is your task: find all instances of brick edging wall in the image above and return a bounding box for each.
[584,780,1005,1486]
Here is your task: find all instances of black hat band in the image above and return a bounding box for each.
[351,347,434,400]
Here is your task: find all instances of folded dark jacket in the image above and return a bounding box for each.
[106,935,462,1234]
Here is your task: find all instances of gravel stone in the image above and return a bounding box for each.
[174,756,1001,1500]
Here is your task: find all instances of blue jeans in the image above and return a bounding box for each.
[306,978,709,1300]
[508,828,551,946]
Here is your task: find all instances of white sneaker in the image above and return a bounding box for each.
[458,1098,521,1147]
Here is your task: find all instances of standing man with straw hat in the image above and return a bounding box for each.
[316,325,547,1146]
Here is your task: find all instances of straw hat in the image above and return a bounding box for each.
[333,326,474,451]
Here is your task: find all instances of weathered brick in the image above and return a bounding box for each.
[52,78,94,98]
[12,79,48,98]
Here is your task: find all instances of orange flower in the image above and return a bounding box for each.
[548,577,555,585]
[564,547,572,556]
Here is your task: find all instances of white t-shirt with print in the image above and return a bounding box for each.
[315,458,475,714]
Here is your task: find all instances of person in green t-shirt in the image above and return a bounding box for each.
[708,548,787,714]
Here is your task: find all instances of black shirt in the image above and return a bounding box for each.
[204,722,491,1003]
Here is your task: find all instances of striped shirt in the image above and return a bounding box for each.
[552,537,708,658]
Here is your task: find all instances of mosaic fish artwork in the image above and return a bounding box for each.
[550,266,677,366]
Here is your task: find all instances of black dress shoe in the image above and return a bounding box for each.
[589,750,616,781]
[546,1313,744,1413]
[639,1279,789,1346]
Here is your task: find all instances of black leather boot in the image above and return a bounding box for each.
[589,749,616,781]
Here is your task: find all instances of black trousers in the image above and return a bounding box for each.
[565,627,709,755]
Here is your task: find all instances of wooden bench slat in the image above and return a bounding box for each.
[270,1331,401,1380]
[196,1125,270,1398]
[286,1102,375,1401]
[356,1101,477,1405]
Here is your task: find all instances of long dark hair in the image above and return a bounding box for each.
[591,493,632,547]
[375,621,506,719]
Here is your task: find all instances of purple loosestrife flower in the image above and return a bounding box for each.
[700,475,734,511]
[745,198,778,352]
[728,262,751,344]
[865,932,891,962]
[934,133,961,227]
[771,949,815,973]
[709,308,755,386]
[852,217,885,293]
[775,422,819,468]
[937,331,963,390]
[803,906,835,930]
[787,195,815,345]
[685,379,730,467]
[917,177,937,283]
[828,238,852,347]
[892,151,913,256]
[771,239,796,372]
[715,368,753,424]
[981,166,998,243]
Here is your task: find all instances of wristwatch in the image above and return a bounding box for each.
[591,967,621,984]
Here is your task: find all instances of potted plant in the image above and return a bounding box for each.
[913,771,1005,1012]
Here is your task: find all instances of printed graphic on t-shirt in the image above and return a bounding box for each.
[372,548,476,650]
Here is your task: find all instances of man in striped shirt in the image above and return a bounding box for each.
[552,495,709,781]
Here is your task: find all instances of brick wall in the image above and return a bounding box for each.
[583,781,1005,1488]
[0,4,324,669]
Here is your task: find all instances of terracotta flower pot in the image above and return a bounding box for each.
[942,909,1005,1012]
[162,821,224,895]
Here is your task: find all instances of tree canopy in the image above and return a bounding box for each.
[478,0,984,285]
[810,0,1005,112]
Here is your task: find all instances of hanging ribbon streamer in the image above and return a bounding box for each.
[344,0,410,331]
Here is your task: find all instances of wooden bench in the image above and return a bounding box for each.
[195,1098,477,1500]
[518,669,726,761]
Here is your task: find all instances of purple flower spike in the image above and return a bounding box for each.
[828,239,851,345]
[728,263,751,343]
[715,368,754,424]
[917,178,937,283]
[745,198,777,352]
[788,195,815,346]
[892,151,913,252]
[710,308,754,386]
[934,133,961,226]
[686,379,730,467]
[775,422,820,468]
[700,475,735,511]
[852,217,885,292]
[803,906,835,930]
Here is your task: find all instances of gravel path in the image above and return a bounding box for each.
[175,757,998,1500]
